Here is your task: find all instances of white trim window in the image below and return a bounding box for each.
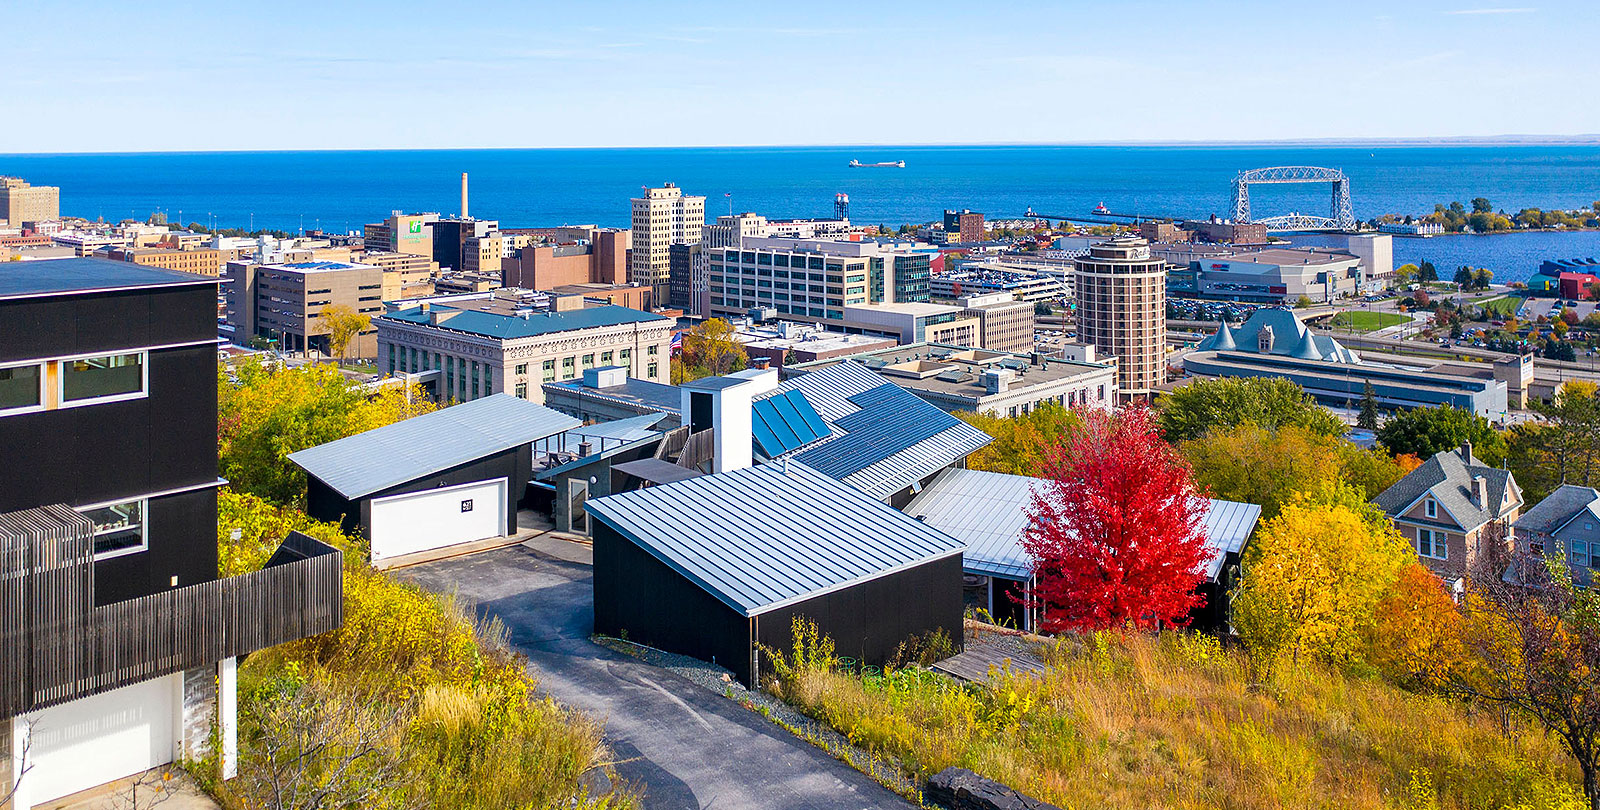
[60,351,147,407]
[79,498,149,559]
[1424,498,1438,519]
[0,361,46,415]
[1417,527,1447,560]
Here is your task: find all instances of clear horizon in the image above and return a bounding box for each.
[3,0,1597,153]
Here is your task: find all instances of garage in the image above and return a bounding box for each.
[288,394,579,566]
[369,478,508,560]
[23,673,178,805]
[588,462,967,687]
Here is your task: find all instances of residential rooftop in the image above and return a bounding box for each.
[0,256,218,300]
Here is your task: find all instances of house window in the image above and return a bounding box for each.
[0,363,44,414]
[1417,528,1447,560]
[515,382,528,399]
[79,498,147,559]
[1424,499,1437,519]
[62,352,145,404]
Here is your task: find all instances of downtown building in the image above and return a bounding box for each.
[630,183,705,302]
[223,259,386,357]
[0,177,60,228]
[1074,237,1167,399]
[375,289,674,405]
[0,259,340,809]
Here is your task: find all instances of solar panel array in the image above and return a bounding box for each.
[794,384,961,479]
[751,390,831,458]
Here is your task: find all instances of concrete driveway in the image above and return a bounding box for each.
[396,543,913,810]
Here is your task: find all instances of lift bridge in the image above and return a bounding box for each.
[1232,166,1357,232]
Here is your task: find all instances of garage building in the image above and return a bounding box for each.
[289,393,579,566]
[587,461,966,686]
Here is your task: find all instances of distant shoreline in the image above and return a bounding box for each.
[4,137,1600,158]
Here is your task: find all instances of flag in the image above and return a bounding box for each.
[670,331,684,355]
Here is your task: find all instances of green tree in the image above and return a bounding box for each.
[1394,263,1419,286]
[671,318,748,383]
[1418,260,1439,282]
[1183,424,1407,520]
[956,402,1079,477]
[1471,197,1494,214]
[1506,382,1600,502]
[1376,404,1507,466]
[1473,267,1494,290]
[1157,376,1345,443]
[1357,380,1379,430]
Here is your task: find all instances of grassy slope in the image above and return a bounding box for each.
[775,631,1584,810]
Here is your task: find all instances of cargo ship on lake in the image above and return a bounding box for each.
[848,159,905,168]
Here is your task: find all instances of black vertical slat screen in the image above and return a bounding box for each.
[0,506,344,717]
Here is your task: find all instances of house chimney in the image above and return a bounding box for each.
[461,172,469,219]
[1471,475,1486,508]
[1460,440,1473,462]
[578,441,592,458]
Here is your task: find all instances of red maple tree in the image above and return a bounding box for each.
[1019,404,1211,632]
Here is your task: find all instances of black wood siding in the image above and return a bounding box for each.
[592,521,753,682]
[0,285,220,606]
[758,554,965,681]
[593,520,965,688]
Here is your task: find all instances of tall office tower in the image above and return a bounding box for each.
[0,176,61,227]
[630,183,705,301]
[362,212,437,257]
[1073,237,1167,400]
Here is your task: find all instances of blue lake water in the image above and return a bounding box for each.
[3,144,1598,282]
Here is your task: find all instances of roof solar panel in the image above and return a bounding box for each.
[752,389,830,457]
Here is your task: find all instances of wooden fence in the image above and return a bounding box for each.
[1,507,343,718]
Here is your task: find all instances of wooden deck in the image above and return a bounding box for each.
[932,639,1048,683]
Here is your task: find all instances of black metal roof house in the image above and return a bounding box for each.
[586,461,966,687]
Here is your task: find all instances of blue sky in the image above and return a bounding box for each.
[2,0,1595,152]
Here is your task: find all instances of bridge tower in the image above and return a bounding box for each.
[1230,166,1356,231]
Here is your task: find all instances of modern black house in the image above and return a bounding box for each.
[0,259,342,809]
[288,393,579,566]
[587,461,966,686]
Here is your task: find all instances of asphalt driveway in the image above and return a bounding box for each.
[396,543,913,810]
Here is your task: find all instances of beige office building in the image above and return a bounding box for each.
[224,260,385,358]
[1,177,61,227]
[359,250,439,299]
[363,212,437,257]
[630,183,704,300]
[105,246,224,277]
[1074,237,1167,399]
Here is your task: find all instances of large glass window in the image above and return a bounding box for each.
[81,499,147,558]
[1417,528,1447,560]
[0,363,43,413]
[62,353,145,403]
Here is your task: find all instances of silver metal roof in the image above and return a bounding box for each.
[903,468,1262,582]
[567,412,669,443]
[288,393,580,500]
[770,362,992,501]
[585,462,965,617]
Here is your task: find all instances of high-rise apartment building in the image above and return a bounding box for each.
[1073,237,1167,399]
[630,183,704,300]
[1,176,61,227]
[943,209,985,244]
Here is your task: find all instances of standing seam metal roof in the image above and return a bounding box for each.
[903,468,1262,582]
[287,393,580,499]
[768,362,992,500]
[585,462,965,617]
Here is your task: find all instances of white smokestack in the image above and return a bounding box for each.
[460,172,469,219]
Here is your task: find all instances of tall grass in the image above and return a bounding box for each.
[770,627,1585,810]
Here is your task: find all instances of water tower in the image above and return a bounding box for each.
[834,192,849,220]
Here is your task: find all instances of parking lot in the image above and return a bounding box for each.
[395,540,912,810]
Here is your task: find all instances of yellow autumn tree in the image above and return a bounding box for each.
[1232,484,1413,670]
[956,402,1079,477]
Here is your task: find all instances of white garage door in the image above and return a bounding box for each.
[369,477,508,561]
[25,673,177,804]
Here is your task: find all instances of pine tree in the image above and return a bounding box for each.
[1357,381,1380,430]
